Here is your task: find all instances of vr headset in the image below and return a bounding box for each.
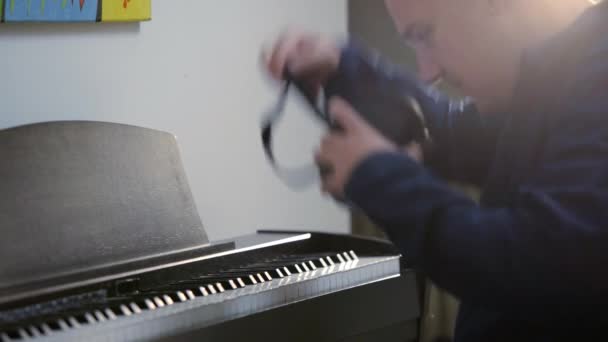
[261,69,430,202]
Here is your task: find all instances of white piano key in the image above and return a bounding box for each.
[130,302,143,314]
[249,275,258,284]
[264,271,273,281]
[40,323,53,335]
[207,284,218,294]
[301,263,310,272]
[286,281,297,301]
[342,252,352,262]
[283,267,292,276]
[120,304,133,316]
[145,299,157,310]
[250,290,259,312]
[345,266,353,283]
[67,317,80,328]
[301,281,309,297]
[216,283,226,293]
[258,291,266,310]
[200,286,210,296]
[176,291,188,302]
[308,260,317,270]
[236,293,247,315]
[300,271,309,281]
[313,276,320,295]
[237,278,246,288]
[276,268,284,278]
[56,319,68,330]
[84,312,96,324]
[326,256,335,265]
[93,310,106,322]
[105,308,117,320]
[1,333,10,342]
[294,264,303,273]
[256,273,265,283]
[153,297,165,308]
[337,254,346,264]
[18,328,29,339]
[330,272,337,291]
[163,295,174,305]
[323,276,331,292]
[319,258,328,268]
[185,290,196,300]
[229,279,238,289]
[349,250,358,260]
[28,325,41,337]
[301,280,309,297]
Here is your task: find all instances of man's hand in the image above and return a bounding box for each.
[316,97,412,197]
[262,29,341,97]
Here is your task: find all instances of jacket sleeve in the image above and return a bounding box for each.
[343,46,608,313]
[324,40,502,186]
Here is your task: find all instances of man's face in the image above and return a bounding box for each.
[385,0,528,113]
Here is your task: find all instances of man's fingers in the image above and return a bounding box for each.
[316,138,344,196]
[267,30,323,81]
[328,96,364,132]
[314,150,333,187]
[404,142,424,163]
[267,31,300,80]
[320,133,345,153]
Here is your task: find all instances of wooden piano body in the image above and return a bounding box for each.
[0,121,420,341]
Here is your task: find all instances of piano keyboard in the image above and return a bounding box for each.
[0,251,400,342]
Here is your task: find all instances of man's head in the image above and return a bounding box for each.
[385,0,593,113]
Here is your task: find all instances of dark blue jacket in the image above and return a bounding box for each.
[328,3,608,341]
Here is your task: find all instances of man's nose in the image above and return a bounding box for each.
[415,49,442,85]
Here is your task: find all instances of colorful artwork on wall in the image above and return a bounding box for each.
[0,0,151,23]
[101,0,150,22]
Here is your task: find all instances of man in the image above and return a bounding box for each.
[264,0,608,341]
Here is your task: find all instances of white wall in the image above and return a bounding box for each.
[0,0,350,241]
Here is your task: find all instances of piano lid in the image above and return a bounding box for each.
[0,121,209,296]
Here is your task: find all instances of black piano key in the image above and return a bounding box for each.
[46,320,62,332]
[219,253,333,271]
[72,314,88,325]
[4,330,20,340]
[178,253,338,286]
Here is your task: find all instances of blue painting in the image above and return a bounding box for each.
[4,0,99,22]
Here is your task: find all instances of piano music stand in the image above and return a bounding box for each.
[0,121,233,305]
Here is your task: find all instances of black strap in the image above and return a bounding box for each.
[261,76,332,190]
